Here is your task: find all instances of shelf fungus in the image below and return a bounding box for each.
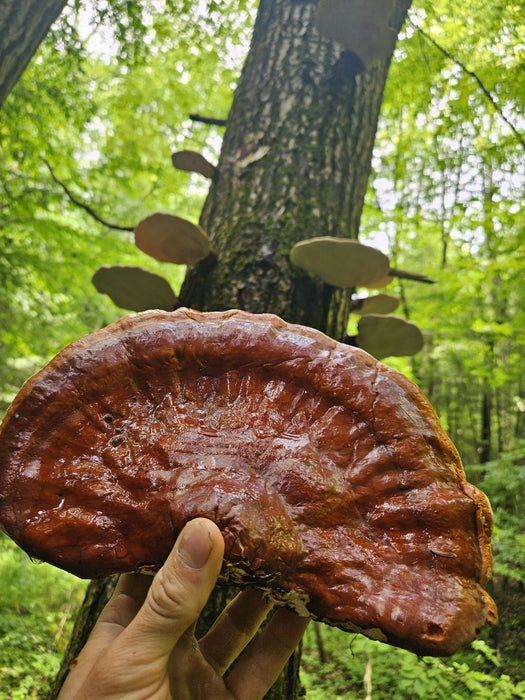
[290,237,390,288]
[352,294,400,317]
[355,314,424,360]
[134,213,213,267]
[92,265,179,312]
[171,150,217,179]
[0,308,497,656]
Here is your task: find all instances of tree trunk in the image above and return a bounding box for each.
[181,0,411,338]
[49,0,412,697]
[479,381,492,464]
[0,0,67,108]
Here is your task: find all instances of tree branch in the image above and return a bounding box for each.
[410,19,525,150]
[43,159,135,231]
[389,268,435,284]
[189,113,227,127]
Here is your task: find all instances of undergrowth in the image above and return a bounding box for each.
[301,624,525,699]
[0,533,87,699]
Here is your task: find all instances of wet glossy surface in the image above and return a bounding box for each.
[0,309,497,655]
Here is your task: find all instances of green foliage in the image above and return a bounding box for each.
[0,534,87,699]
[0,0,256,412]
[301,625,525,699]
[466,444,525,583]
[362,0,525,463]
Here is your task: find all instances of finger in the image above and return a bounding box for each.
[112,518,224,663]
[60,574,153,683]
[199,588,273,674]
[58,574,153,697]
[225,606,310,700]
[88,573,153,645]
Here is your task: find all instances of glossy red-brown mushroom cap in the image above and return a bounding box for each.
[0,308,496,655]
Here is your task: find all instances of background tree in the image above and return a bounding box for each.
[0,0,68,107]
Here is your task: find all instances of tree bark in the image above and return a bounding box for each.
[0,0,67,108]
[479,379,492,464]
[49,0,412,697]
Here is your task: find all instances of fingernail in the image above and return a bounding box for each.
[177,520,213,570]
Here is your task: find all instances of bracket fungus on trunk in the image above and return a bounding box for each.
[354,314,424,359]
[352,293,400,316]
[0,309,496,656]
[290,237,390,288]
[364,273,395,289]
[134,213,214,267]
[171,150,217,179]
[92,265,179,312]
[290,238,433,291]
[316,0,398,68]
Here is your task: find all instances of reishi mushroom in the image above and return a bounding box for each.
[92,265,179,312]
[0,308,496,656]
[290,237,390,288]
[171,150,217,179]
[355,314,424,359]
[134,212,211,266]
[316,0,398,68]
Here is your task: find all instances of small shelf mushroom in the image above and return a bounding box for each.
[92,265,179,312]
[135,213,212,266]
[352,293,400,316]
[0,308,496,657]
[171,150,217,179]
[355,313,424,359]
[290,237,390,288]
[364,273,394,289]
[316,0,398,68]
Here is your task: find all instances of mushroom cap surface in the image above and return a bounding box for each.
[356,314,424,359]
[134,213,210,266]
[290,237,390,288]
[0,308,496,655]
[171,150,217,179]
[358,294,400,316]
[92,265,178,312]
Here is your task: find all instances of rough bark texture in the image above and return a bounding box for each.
[0,0,67,108]
[49,1,412,698]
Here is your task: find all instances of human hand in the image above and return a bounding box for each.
[58,518,309,699]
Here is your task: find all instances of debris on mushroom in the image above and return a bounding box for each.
[290,237,390,288]
[316,0,398,68]
[135,213,212,266]
[355,313,424,359]
[171,150,217,179]
[92,265,179,312]
[0,308,496,656]
[352,293,400,316]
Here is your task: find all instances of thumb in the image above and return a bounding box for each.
[116,518,225,662]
